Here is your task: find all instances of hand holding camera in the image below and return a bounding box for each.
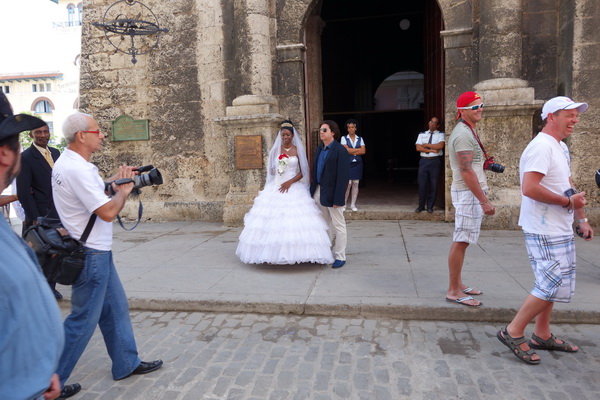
[110,165,136,196]
[105,164,163,196]
[571,191,587,209]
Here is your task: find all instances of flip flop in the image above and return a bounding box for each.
[462,287,483,295]
[445,296,481,307]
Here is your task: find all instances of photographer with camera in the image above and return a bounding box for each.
[446,91,494,307]
[51,112,162,398]
[497,97,592,365]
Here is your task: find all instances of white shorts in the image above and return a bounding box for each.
[451,188,483,244]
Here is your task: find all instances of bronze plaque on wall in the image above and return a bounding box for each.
[111,115,150,141]
[236,135,263,169]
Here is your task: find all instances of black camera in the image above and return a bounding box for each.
[105,165,163,196]
[564,188,578,197]
[484,157,505,173]
[596,169,600,188]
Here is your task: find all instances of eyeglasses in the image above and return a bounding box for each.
[457,103,484,111]
[80,130,102,135]
[320,128,329,132]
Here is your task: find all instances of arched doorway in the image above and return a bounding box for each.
[307,0,445,210]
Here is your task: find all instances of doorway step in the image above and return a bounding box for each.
[343,205,445,221]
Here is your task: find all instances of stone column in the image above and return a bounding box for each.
[215,95,283,226]
[479,0,523,81]
[474,78,543,229]
[234,0,275,96]
[218,1,281,226]
[440,27,475,221]
[275,43,307,129]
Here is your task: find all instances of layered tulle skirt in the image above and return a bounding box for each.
[236,182,333,265]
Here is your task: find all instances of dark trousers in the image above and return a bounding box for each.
[417,157,442,209]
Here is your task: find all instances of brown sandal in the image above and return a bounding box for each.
[497,327,541,365]
[529,333,578,353]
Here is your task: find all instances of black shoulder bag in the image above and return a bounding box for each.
[24,215,97,285]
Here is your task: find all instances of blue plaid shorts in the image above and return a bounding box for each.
[524,231,576,303]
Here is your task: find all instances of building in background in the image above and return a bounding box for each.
[0,0,81,142]
[11,0,588,229]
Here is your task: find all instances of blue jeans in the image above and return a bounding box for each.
[57,248,141,385]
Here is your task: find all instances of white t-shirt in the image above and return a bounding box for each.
[51,148,113,250]
[518,132,573,235]
[415,130,445,157]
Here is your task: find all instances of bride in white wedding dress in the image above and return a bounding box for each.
[236,120,334,265]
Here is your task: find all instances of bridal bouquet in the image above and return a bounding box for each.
[277,154,289,175]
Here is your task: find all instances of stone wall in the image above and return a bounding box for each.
[569,0,600,223]
[80,0,232,222]
[78,0,600,227]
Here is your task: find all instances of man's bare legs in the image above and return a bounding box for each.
[505,294,577,360]
[447,241,480,306]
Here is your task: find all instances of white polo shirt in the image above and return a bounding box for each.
[52,148,113,250]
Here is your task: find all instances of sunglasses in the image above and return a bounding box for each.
[457,103,484,111]
[320,128,330,132]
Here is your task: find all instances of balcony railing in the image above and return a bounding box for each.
[53,21,82,28]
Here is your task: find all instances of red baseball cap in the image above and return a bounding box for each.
[456,91,482,120]
[456,91,481,108]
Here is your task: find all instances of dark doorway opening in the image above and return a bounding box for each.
[319,0,444,209]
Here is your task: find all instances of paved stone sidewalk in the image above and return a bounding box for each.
[48,220,600,324]
[67,310,600,400]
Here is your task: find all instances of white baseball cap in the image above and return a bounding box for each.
[541,96,588,120]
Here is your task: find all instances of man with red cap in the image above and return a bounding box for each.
[497,96,592,365]
[446,91,495,307]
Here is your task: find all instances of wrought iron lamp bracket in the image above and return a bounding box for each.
[93,0,169,64]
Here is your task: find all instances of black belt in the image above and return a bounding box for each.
[421,156,442,159]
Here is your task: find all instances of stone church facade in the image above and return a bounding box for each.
[80,0,600,228]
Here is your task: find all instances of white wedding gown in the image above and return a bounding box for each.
[236,156,334,264]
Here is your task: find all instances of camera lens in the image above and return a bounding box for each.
[133,168,163,190]
[493,164,504,173]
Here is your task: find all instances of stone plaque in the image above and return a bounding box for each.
[111,115,150,141]
[235,135,263,169]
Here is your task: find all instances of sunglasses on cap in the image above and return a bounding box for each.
[457,103,484,111]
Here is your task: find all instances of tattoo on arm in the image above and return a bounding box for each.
[457,151,473,172]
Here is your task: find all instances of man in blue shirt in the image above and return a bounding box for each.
[310,120,350,268]
[0,112,68,400]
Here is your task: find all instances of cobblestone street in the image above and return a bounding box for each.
[66,311,600,400]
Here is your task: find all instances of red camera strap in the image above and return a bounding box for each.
[461,120,490,160]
